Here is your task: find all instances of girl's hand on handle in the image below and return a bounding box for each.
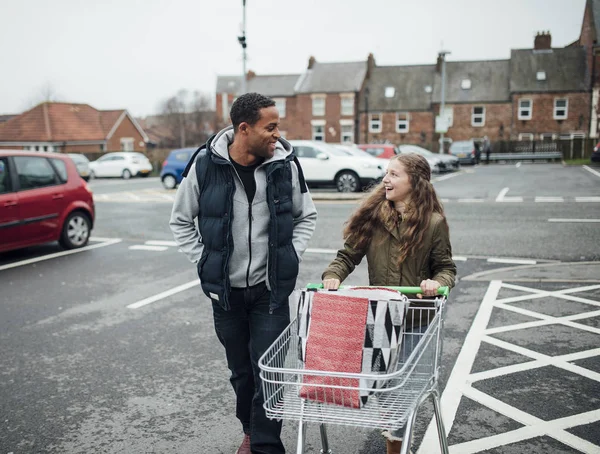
[419,279,441,298]
[322,278,341,290]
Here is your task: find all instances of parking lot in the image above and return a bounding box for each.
[1,163,599,453]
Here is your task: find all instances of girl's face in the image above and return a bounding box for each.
[382,159,412,205]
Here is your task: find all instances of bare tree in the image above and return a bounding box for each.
[159,90,214,148]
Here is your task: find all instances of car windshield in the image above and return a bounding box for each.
[68,154,88,163]
[318,144,350,156]
[132,153,148,160]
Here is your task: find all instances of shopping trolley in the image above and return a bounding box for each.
[258,285,450,454]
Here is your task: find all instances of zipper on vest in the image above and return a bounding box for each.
[246,203,253,287]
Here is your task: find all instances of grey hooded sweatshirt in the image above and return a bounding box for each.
[169,126,317,289]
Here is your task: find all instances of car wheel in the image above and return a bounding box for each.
[335,171,361,193]
[59,211,91,250]
[122,169,132,179]
[162,174,177,189]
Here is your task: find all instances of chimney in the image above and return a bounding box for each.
[246,70,256,81]
[307,56,316,69]
[367,53,376,74]
[534,31,552,50]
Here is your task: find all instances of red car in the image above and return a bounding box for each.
[0,150,95,253]
[356,144,399,159]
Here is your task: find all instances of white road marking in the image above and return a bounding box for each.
[575,196,600,202]
[458,198,484,203]
[418,280,502,454]
[583,165,600,178]
[535,196,564,202]
[127,280,200,309]
[495,187,523,202]
[515,162,522,168]
[548,218,600,223]
[452,256,468,261]
[305,248,338,254]
[145,240,178,247]
[433,173,462,182]
[128,245,168,251]
[0,238,122,271]
[125,192,141,200]
[487,257,537,265]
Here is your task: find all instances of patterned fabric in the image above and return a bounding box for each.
[296,288,409,407]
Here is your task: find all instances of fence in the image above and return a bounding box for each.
[492,137,594,160]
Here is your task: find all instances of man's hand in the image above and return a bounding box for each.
[419,279,441,298]
[322,278,341,290]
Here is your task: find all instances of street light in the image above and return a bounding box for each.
[238,0,247,95]
[438,50,450,154]
[364,86,369,143]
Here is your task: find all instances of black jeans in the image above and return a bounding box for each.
[212,281,289,454]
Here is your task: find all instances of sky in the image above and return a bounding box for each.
[0,0,587,118]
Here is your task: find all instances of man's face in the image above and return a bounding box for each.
[244,106,281,159]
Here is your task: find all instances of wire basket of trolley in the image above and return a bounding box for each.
[258,284,450,454]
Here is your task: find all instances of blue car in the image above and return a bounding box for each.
[160,147,203,189]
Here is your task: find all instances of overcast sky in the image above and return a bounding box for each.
[0,0,587,117]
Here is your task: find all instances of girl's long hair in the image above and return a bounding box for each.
[343,153,446,264]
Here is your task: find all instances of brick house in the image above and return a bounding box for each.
[0,102,149,153]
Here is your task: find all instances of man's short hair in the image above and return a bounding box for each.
[230,93,276,133]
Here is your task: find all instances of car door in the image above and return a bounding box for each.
[92,155,111,177]
[13,155,67,244]
[109,155,126,177]
[0,156,21,251]
[295,146,333,183]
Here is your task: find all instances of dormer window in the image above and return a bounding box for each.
[424,85,433,93]
[461,79,471,90]
[536,71,546,81]
[385,87,395,98]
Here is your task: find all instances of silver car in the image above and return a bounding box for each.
[397,145,460,172]
[67,153,91,181]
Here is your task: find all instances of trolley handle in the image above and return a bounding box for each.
[306,283,450,297]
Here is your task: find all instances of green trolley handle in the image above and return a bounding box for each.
[305,283,449,298]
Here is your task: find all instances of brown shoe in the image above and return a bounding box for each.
[236,434,251,454]
[387,439,402,454]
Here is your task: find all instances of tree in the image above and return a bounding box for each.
[159,90,214,148]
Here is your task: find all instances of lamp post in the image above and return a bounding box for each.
[438,50,450,154]
[364,86,369,144]
[238,0,247,94]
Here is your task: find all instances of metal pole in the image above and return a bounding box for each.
[241,0,247,95]
[364,87,369,144]
[439,51,448,154]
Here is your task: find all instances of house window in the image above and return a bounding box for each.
[120,137,134,151]
[518,99,532,120]
[312,96,325,116]
[471,106,485,127]
[274,98,286,118]
[540,133,555,141]
[554,98,568,120]
[396,112,409,133]
[537,71,546,81]
[340,95,354,116]
[312,125,325,141]
[369,113,382,133]
[385,87,395,98]
[518,133,534,141]
[461,79,472,90]
[341,124,354,143]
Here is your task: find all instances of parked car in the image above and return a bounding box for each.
[67,153,91,181]
[356,144,399,160]
[160,147,202,189]
[0,150,95,253]
[89,152,153,179]
[397,145,460,172]
[449,140,478,165]
[289,140,386,192]
[592,142,600,163]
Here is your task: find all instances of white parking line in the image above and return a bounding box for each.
[128,245,168,251]
[452,256,468,262]
[575,196,600,202]
[495,187,523,203]
[0,238,122,271]
[145,240,178,247]
[535,196,564,202]
[548,218,600,223]
[127,280,200,309]
[487,258,537,265]
[458,198,484,203]
[433,173,462,182]
[583,165,600,178]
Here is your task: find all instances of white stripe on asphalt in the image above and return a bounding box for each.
[305,248,338,254]
[125,192,141,200]
[458,198,484,203]
[0,238,122,272]
[548,218,600,223]
[487,258,537,265]
[575,196,600,202]
[495,187,523,202]
[583,165,600,178]
[452,256,468,261]
[145,240,178,247]
[535,196,564,202]
[128,245,168,251]
[417,280,503,454]
[127,280,200,309]
[433,172,462,182]
[515,162,522,168]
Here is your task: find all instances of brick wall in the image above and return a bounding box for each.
[357,111,434,146]
[578,0,595,87]
[438,103,513,142]
[106,115,145,151]
[511,92,590,138]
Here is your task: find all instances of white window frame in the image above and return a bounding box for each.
[221,93,229,122]
[540,133,556,141]
[340,94,354,116]
[339,119,354,143]
[274,98,286,118]
[518,133,534,141]
[554,98,568,120]
[279,130,287,138]
[311,95,326,116]
[471,106,485,127]
[396,112,410,133]
[120,137,134,151]
[518,98,533,120]
[312,125,325,141]
[369,113,382,133]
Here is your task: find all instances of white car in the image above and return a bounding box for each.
[89,152,153,179]
[289,140,386,192]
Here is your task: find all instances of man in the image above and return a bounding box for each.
[169,93,317,454]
